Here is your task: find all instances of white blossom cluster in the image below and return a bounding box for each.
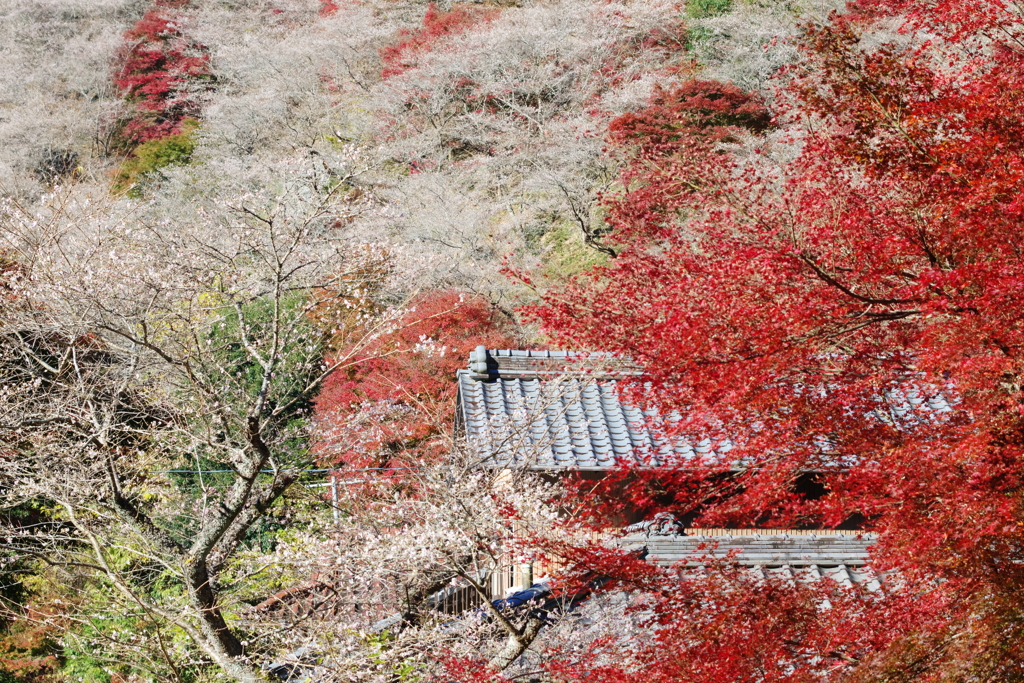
[232,446,576,680]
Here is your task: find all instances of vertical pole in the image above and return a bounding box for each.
[331,476,339,522]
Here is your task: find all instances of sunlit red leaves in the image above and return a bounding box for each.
[113,2,211,144]
[597,79,771,241]
[609,79,771,149]
[313,289,517,471]
[440,550,950,682]
[516,0,1024,678]
[379,3,500,79]
[848,0,1024,47]
[318,0,339,17]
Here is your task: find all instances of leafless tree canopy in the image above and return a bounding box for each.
[0,154,421,680]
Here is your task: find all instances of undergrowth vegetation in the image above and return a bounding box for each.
[111,118,198,195]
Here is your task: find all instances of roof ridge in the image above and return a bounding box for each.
[467,346,643,379]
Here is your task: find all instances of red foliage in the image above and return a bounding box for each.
[314,290,517,470]
[113,2,210,144]
[0,623,61,682]
[602,79,770,237]
[379,3,499,79]
[609,80,770,148]
[318,0,339,17]
[512,0,1024,678]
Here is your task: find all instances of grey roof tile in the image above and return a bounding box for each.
[459,349,952,471]
[458,348,717,470]
[630,533,876,567]
[617,532,881,588]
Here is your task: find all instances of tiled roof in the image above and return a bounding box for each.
[457,348,954,471]
[464,347,642,377]
[623,532,881,589]
[456,347,723,470]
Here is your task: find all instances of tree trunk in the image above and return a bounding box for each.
[184,559,250,660]
[489,616,545,670]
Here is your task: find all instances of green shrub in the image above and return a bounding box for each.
[686,0,732,18]
[112,119,199,197]
[540,223,612,280]
[685,24,715,51]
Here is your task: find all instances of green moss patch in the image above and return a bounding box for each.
[112,119,199,197]
[686,0,733,18]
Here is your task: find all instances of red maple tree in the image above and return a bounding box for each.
[495,0,1024,678]
[318,0,339,17]
[314,289,517,472]
[379,3,499,79]
[113,1,211,144]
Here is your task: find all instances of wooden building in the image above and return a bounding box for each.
[455,347,879,596]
